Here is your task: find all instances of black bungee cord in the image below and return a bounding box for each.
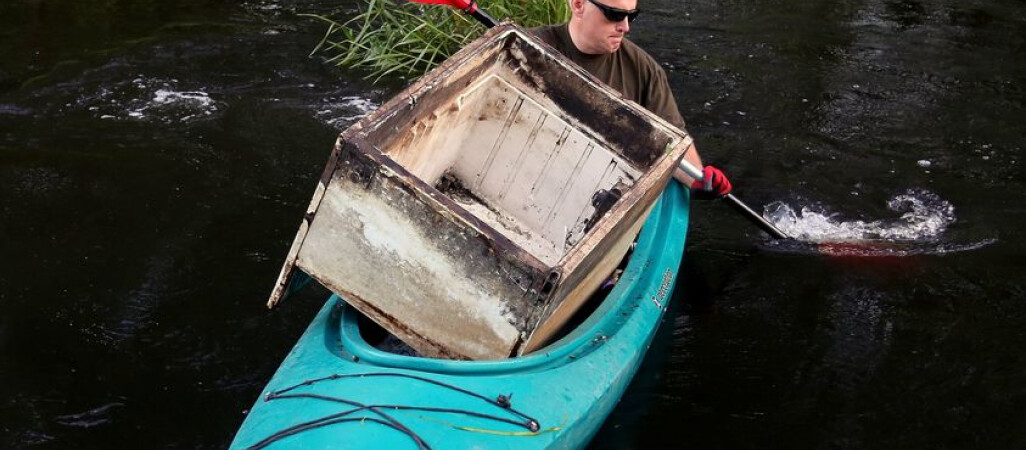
[246,372,542,449]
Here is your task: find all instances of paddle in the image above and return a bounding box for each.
[412,0,499,27]
[409,0,791,240]
[676,161,790,239]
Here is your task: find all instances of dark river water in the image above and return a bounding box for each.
[2,0,1024,448]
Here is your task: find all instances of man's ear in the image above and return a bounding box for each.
[570,0,586,16]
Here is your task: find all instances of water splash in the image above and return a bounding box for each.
[80,76,222,124]
[761,189,996,256]
[764,189,955,242]
[315,95,378,129]
[128,87,218,121]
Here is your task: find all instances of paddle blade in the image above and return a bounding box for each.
[408,0,474,10]
[408,0,496,27]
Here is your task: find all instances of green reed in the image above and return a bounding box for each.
[304,0,570,81]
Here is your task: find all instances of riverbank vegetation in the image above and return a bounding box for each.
[305,0,570,80]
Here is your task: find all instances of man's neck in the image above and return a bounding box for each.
[566,20,603,56]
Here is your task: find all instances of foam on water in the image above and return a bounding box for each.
[315,95,378,128]
[764,189,955,243]
[761,189,997,256]
[81,76,222,124]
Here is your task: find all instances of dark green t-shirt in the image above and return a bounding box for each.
[531,24,685,129]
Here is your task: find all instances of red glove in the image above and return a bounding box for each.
[690,165,732,199]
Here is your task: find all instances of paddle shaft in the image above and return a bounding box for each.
[469,6,498,27]
[448,0,499,27]
[678,160,790,239]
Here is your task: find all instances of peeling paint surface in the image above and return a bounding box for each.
[299,178,522,360]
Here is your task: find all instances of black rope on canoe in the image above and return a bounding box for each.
[273,372,539,429]
[272,392,534,430]
[247,398,429,450]
[247,372,542,449]
[246,416,423,450]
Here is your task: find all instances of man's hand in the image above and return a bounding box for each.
[689,165,732,199]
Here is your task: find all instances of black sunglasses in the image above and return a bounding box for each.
[587,0,641,23]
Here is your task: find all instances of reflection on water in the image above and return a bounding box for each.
[763,237,998,258]
[815,287,891,393]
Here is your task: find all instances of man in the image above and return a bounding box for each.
[532,0,732,198]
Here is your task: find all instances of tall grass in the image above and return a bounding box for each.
[304,0,570,81]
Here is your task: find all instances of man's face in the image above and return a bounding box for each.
[573,0,638,54]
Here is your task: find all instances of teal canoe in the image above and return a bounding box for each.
[231,182,690,449]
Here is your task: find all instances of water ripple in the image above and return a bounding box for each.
[54,402,125,428]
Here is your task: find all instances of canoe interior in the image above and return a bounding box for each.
[267,24,692,360]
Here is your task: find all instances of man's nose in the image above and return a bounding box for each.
[615,18,630,33]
